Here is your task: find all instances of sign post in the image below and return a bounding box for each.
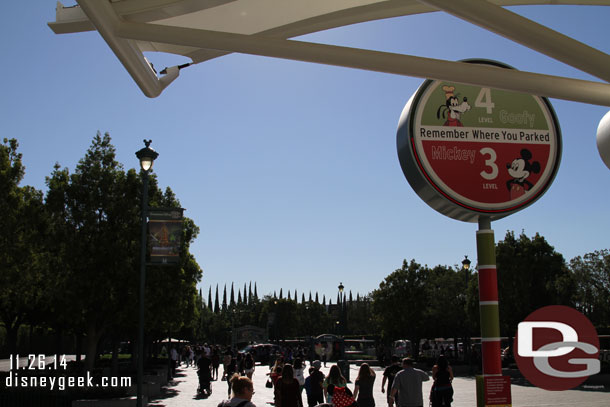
[396,60,562,407]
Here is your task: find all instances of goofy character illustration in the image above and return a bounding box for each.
[437,85,471,126]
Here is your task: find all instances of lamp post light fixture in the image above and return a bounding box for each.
[135,139,158,407]
[461,255,471,271]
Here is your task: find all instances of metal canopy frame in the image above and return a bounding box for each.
[49,0,610,105]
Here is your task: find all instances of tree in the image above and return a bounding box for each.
[45,133,142,370]
[260,298,300,339]
[570,249,610,327]
[496,231,573,336]
[230,283,235,307]
[0,139,47,356]
[45,133,202,370]
[222,285,227,311]
[371,259,429,354]
[423,265,464,338]
[346,295,375,336]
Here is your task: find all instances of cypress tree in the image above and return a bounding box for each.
[208,286,213,309]
[214,284,220,313]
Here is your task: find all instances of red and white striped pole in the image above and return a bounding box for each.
[476,217,502,377]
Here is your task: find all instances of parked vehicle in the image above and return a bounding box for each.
[393,340,413,357]
[239,343,280,364]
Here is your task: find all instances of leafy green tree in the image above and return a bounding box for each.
[424,265,467,340]
[259,298,300,340]
[496,231,573,336]
[297,301,332,337]
[45,133,202,370]
[0,139,48,356]
[570,249,610,327]
[371,259,429,354]
[345,295,376,336]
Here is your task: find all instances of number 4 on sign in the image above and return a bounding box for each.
[475,88,495,114]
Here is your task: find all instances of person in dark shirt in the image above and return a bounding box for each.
[197,353,213,396]
[353,363,376,407]
[275,364,303,407]
[430,355,453,407]
[382,356,401,407]
[305,360,325,407]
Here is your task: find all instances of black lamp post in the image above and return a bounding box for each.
[461,255,471,364]
[135,140,158,407]
[337,283,345,335]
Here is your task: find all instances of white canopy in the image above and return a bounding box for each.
[49,0,610,104]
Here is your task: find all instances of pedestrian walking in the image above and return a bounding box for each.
[274,364,303,407]
[323,364,347,404]
[226,356,238,397]
[170,347,179,377]
[389,358,429,407]
[304,361,325,407]
[293,358,305,392]
[218,374,257,407]
[381,356,401,407]
[197,351,213,396]
[223,348,234,381]
[245,353,256,379]
[353,363,376,407]
[429,355,453,407]
[212,347,221,380]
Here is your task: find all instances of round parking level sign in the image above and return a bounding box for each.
[397,60,561,222]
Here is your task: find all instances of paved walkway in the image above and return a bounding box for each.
[149,363,609,407]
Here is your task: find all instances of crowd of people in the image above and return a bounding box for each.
[169,343,455,407]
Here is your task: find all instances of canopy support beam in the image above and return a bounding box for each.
[77,0,179,98]
[419,0,610,82]
[116,20,610,106]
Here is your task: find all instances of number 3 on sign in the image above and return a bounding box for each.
[480,148,498,180]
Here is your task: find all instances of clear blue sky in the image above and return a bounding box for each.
[2,3,609,302]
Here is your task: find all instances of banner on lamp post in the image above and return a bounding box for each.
[148,207,184,264]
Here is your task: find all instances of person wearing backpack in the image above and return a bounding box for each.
[218,374,257,407]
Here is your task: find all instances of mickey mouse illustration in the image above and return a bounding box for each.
[506,149,541,199]
[437,85,471,126]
